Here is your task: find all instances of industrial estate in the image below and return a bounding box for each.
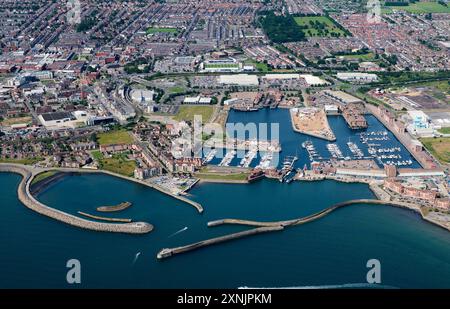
[0,0,449,287]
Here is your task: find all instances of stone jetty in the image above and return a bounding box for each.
[0,163,153,234]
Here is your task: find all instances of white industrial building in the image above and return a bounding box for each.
[405,110,434,137]
[38,112,76,128]
[218,74,259,86]
[183,96,212,105]
[337,72,378,83]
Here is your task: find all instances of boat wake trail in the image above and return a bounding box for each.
[239,283,398,289]
[132,252,141,265]
[169,227,188,238]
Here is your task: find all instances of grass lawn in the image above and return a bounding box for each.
[245,60,270,72]
[438,127,450,134]
[91,150,104,161]
[1,116,32,126]
[420,137,450,163]
[173,105,214,123]
[31,170,57,185]
[168,86,186,94]
[338,52,375,61]
[294,16,347,37]
[97,129,133,145]
[0,157,43,165]
[146,27,179,34]
[195,172,249,181]
[382,2,450,14]
[99,153,136,177]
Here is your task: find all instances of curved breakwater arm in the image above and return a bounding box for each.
[0,163,153,234]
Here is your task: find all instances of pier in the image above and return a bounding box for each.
[0,163,153,234]
[157,226,284,259]
[77,211,132,223]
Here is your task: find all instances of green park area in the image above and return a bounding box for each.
[245,60,271,72]
[168,86,186,94]
[173,105,214,123]
[146,27,179,35]
[94,151,136,177]
[195,171,250,182]
[382,1,450,14]
[420,137,450,164]
[339,52,376,61]
[96,129,133,145]
[438,128,450,134]
[294,16,348,37]
[259,11,306,43]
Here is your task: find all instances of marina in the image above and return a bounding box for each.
[239,150,258,168]
[218,150,236,167]
[224,109,421,170]
[255,152,275,170]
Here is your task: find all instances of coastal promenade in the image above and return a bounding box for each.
[0,163,153,234]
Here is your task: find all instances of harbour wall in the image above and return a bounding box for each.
[157,226,284,259]
[0,163,153,234]
[207,199,434,229]
[34,167,203,213]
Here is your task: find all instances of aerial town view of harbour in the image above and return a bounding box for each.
[1,0,450,294]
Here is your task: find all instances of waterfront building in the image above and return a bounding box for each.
[435,198,450,211]
[384,165,397,178]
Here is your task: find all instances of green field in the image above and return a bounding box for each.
[91,150,104,161]
[339,52,376,61]
[245,60,270,72]
[195,172,249,181]
[173,106,214,123]
[146,27,179,35]
[420,137,450,164]
[383,2,450,14]
[97,130,133,145]
[0,157,43,165]
[438,127,450,134]
[99,153,136,177]
[168,86,186,94]
[294,16,347,37]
